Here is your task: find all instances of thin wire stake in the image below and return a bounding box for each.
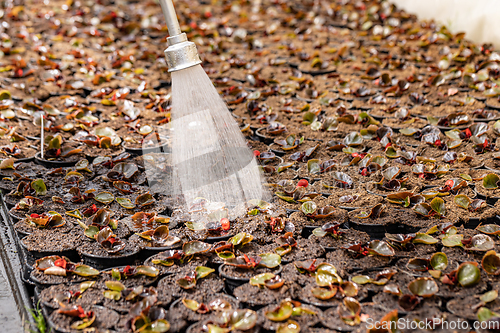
[40,115,44,159]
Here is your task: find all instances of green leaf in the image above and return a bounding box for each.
[454,195,471,209]
[315,263,342,286]
[413,233,439,244]
[427,116,439,126]
[182,299,201,311]
[477,224,500,235]
[445,129,461,141]
[66,209,83,219]
[265,301,293,321]
[275,245,292,256]
[195,266,215,279]
[111,268,121,280]
[481,250,500,275]
[135,192,156,207]
[468,234,495,252]
[344,132,363,146]
[116,197,135,209]
[229,309,258,330]
[84,225,99,239]
[430,252,448,271]
[31,179,47,196]
[302,111,316,125]
[430,197,446,216]
[275,192,295,203]
[483,173,500,189]
[71,314,96,330]
[207,324,230,333]
[311,286,337,300]
[292,307,316,316]
[48,135,62,149]
[478,307,500,322]
[105,280,125,291]
[277,162,294,173]
[75,159,91,172]
[0,158,14,169]
[103,290,121,301]
[408,277,439,297]
[307,159,321,174]
[342,147,359,154]
[310,121,322,131]
[385,146,398,158]
[136,266,159,277]
[80,281,95,293]
[407,258,430,271]
[152,259,175,267]
[300,201,317,215]
[0,90,11,100]
[228,232,253,246]
[95,127,117,138]
[250,273,275,287]
[64,171,84,183]
[177,277,196,289]
[247,208,259,216]
[420,190,439,200]
[185,221,206,231]
[400,128,418,136]
[276,320,301,333]
[312,227,327,238]
[95,191,114,204]
[382,166,401,181]
[457,262,481,287]
[182,241,212,255]
[442,234,463,247]
[73,265,100,277]
[139,320,170,333]
[258,253,281,268]
[459,174,473,181]
[414,203,432,217]
[351,275,372,285]
[367,240,395,257]
[480,290,498,304]
[217,252,235,260]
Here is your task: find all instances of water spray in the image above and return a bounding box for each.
[146,0,268,223]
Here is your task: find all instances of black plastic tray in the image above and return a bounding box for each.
[0,191,37,331]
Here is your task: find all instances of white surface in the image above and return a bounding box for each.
[392,0,500,47]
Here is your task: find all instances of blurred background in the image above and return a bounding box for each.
[393,0,500,47]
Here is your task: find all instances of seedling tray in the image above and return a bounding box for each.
[0,191,37,332]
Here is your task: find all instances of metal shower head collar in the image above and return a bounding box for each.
[159,0,202,72]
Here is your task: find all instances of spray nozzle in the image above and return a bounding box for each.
[159,0,202,72]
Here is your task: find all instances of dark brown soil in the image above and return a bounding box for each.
[233,282,295,308]
[30,269,91,288]
[39,283,104,309]
[143,253,208,276]
[257,303,321,331]
[312,228,371,249]
[157,271,224,300]
[22,229,81,253]
[326,249,393,272]
[48,305,120,332]
[78,235,140,258]
[169,293,238,322]
[319,303,386,331]
[220,264,282,280]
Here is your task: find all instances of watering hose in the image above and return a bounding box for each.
[159,0,202,72]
